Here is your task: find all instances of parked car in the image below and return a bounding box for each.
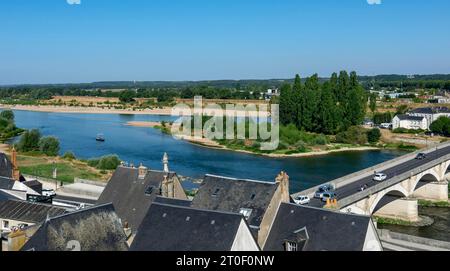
[294,195,310,205]
[379,123,392,129]
[373,173,388,182]
[416,153,427,160]
[314,184,335,199]
[42,189,56,197]
[321,192,337,202]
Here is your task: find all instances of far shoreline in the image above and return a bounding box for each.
[2,105,413,159]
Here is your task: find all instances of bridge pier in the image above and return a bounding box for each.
[374,198,419,222]
[412,181,449,202]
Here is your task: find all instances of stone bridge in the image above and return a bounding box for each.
[293,142,450,222]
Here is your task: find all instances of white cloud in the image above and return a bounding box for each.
[367,0,382,4]
[67,0,81,5]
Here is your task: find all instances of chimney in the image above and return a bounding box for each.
[138,163,147,179]
[11,147,20,181]
[275,171,290,203]
[162,152,169,173]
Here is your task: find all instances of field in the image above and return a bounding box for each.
[17,154,110,183]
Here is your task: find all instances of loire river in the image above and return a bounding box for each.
[12,110,407,193]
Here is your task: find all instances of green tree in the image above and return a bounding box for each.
[39,136,60,156]
[279,84,296,125]
[367,128,382,143]
[318,82,338,134]
[396,105,409,115]
[0,110,14,121]
[119,90,136,103]
[335,126,368,145]
[430,117,450,136]
[16,129,41,152]
[369,93,377,114]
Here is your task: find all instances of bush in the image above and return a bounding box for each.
[367,128,382,143]
[88,155,121,170]
[62,151,76,160]
[393,128,425,134]
[336,126,368,145]
[38,136,60,156]
[16,129,42,152]
[87,158,100,168]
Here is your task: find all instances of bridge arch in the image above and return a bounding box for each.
[369,186,409,214]
[411,171,440,194]
[444,160,450,181]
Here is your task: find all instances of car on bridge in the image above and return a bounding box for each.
[415,153,427,160]
[321,192,337,202]
[294,195,310,205]
[314,184,335,199]
[373,173,388,182]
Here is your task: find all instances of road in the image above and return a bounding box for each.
[307,145,450,208]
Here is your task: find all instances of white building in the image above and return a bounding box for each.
[392,115,428,130]
[408,107,450,129]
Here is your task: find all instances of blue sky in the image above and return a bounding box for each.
[0,0,449,84]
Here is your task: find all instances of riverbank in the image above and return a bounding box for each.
[1,104,174,115]
[126,120,416,158]
[0,104,268,117]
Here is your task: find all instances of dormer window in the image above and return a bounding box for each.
[285,241,298,252]
[212,188,220,197]
[145,186,155,195]
[239,208,253,220]
[250,194,256,200]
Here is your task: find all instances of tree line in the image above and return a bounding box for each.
[279,71,368,135]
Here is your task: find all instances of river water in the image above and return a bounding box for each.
[11,110,408,192]
[378,207,450,243]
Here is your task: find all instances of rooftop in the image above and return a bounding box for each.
[396,114,426,121]
[21,204,129,251]
[0,153,13,179]
[97,166,178,233]
[0,200,67,224]
[130,203,247,251]
[410,107,450,115]
[191,174,278,228]
[264,203,373,251]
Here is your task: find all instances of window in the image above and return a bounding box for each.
[239,208,253,220]
[285,241,298,252]
[212,188,220,197]
[250,194,256,200]
[3,220,10,229]
[145,186,160,195]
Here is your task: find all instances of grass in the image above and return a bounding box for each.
[373,216,414,226]
[418,200,450,208]
[17,154,109,184]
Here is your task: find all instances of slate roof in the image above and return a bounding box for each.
[23,180,43,195]
[21,204,129,251]
[154,196,192,207]
[0,153,13,179]
[410,107,450,114]
[0,177,15,190]
[0,200,67,224]
[0,190,17,202]
[191,174,278,228]
[97,166,178,233]
[396,114,426,121]
[130,203,245,251]
[264,203,373,251]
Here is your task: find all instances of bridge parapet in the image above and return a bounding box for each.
[292,141,450,199]
[338,152,450,208]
